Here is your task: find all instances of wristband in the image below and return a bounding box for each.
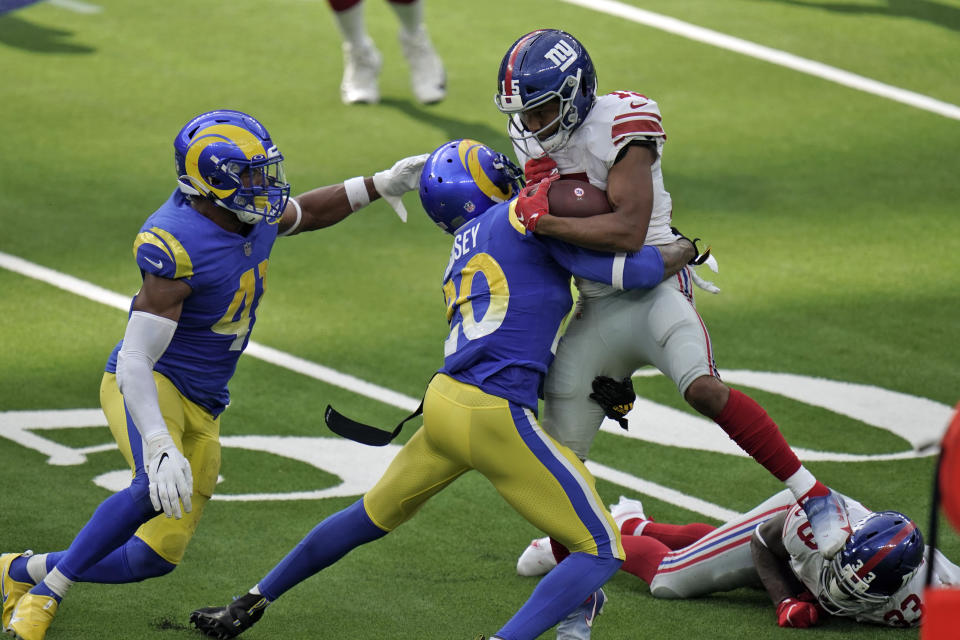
[343,176,370,212]
[278,196,302,237]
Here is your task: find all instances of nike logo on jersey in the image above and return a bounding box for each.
[145,257,164,269]
[629,100,648,109]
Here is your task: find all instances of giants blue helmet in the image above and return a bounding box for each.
[174,109,290,225]
[494,29,597,157]
[819,511,924,615]
[418,139,523,234]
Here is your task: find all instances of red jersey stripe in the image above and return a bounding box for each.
[614,111,662,122]
[612,120,664,138]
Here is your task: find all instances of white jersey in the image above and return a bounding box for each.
[782,497,960,627]
[531,92,718,459]
[512,91,676,300]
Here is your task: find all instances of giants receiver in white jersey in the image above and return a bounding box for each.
[518,491,960,629]
[494,29,852,574]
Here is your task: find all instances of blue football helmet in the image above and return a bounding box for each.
[494,29,597,157]
[818,511,924,615]
[174,109,290,225]
[419,139,524,234]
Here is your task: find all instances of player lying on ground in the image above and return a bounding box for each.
[1,109,425,640]
[188,139,698,640]
[517,489,960,628]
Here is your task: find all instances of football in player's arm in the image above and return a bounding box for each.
[188,139,697,640]
[1,108,426,640]
[493,29,853,567]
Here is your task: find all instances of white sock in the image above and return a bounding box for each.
[784,466,818,502]
[332,1,368,47]
[250,584,262,596]
[43,568,74,599]
[388,0,423,37]
[26,554,48,584]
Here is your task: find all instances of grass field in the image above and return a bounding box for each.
[2,0,959,638]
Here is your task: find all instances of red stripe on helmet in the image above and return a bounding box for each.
[856,521,916,578]
[504,30,546,96]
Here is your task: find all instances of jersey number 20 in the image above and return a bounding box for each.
[442,253,509,356]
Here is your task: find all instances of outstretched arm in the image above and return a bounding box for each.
[277,154,428,236]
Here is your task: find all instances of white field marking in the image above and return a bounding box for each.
[49,0,102,14]
[0,250,420,411]
[609,369,953,461]
[0,409,740,520]
[1,252,953,518]
[560,0,960,122]
[587,461,740,521]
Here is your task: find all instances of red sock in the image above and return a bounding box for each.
[800,480,830,502]
[550,537,571,564]
[621,535,670,583]
[328,0,361,11]
[640,522,717,550]
[715,389,801,482]
[621,517,647,537]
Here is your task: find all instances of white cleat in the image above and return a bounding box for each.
[609,495,648,535]
[556,588,606,640]
[340,38,382,104]
[516,536,557,577]
[399,27,445,104]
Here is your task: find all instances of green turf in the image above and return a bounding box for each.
[1,0,958,638]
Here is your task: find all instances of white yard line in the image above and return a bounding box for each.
[0,249,739,518]
[0,250,421,410]
[561,0,960,121]
[48,0,102,14]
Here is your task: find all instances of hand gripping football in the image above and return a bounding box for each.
[546,179,612,218]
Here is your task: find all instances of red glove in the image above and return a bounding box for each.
[796,590,825,615]
[524,156,558,184]
[776,597,820,628]
[514,175,559,232]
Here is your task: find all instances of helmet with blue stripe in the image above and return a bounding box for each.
[494,29,597,157]
[418,139,524,234]
[174,109,290,225]
[819,510,924,615]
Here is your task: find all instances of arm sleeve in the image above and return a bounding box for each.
[543,239,664,289]
[115,311,178,440]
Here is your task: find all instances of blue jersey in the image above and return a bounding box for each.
[439,200,664,409]
[106,190,278,416]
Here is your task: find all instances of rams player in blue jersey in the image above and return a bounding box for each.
[188,139,696,640]
[1,109,427,640]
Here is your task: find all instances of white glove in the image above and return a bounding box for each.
[372,153,429,222]
[144,432,193,519]
[690,251,720,294]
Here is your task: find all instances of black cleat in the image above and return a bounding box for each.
[190,592,268,639]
